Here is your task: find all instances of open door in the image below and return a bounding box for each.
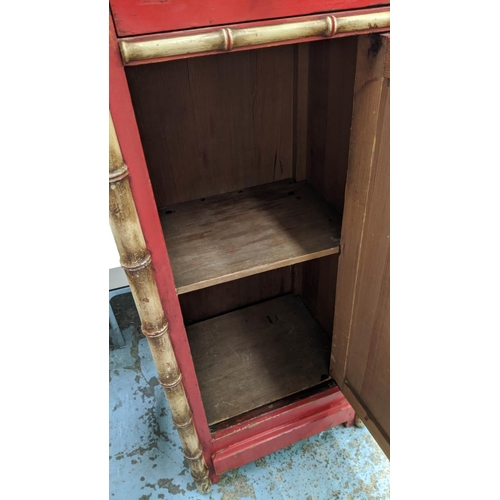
[330,34,390,458]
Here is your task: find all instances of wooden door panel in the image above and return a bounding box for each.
[331,34,390,457]
[344,78,389,437]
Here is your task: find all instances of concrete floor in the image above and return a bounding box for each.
[110,323,390,500]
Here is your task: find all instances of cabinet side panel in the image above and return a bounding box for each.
[296,254,339,336]
[330,34,389,451]
[306,37,357,214]
[125,45,294,207]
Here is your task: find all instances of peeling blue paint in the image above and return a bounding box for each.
[110,327,390,499]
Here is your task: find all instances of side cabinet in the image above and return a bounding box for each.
[109,2,390,492]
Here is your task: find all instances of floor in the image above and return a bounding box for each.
[109,294,390,500]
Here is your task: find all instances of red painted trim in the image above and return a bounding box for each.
[110,0,389,37]
[120,6,390,66]
[212,386,345,452]
[211,389,355,478]
[109,15,215,476]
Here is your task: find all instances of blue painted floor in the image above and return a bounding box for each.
[110,323,390,499]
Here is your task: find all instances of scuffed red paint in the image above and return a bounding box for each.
[211,388,355,478]
[110,0,389,37]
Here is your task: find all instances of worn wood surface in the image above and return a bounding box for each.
[179,267,292,326]
[307,36,357,214]
[330,34,390,452]
[160,180,342,294]
[125,46,294,207]
[187,294,332,425]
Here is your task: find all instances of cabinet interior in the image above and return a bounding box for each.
[125,36,358,429]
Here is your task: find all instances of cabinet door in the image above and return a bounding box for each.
[330,34,390,457]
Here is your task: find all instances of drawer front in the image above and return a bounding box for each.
[110,0,389,37]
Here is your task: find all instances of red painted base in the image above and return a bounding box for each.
[209,386,354,482]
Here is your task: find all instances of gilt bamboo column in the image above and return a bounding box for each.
[108,113,211,493]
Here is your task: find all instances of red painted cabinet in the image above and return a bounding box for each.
[109,0,390,490]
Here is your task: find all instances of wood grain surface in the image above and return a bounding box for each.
[307,37,357,214]
[179,267,292,326]
[297,254,339,335]
[125,46,294,207]
[344,76,390,441]
[160,180,342,294]
[330,35,390,454]
[187,294,332,425]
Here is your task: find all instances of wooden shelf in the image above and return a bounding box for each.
[160,180,342,294]
[186,294,332,426]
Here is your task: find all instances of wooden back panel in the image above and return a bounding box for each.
[125,45,295,208]
[179,267,292,326]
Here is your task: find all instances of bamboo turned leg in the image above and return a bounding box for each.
[108,113,211,493]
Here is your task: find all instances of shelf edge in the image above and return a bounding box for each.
[176,246,339,295]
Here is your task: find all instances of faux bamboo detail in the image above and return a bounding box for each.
[335,11,389,33]
[141,323,169,340]
[109,164,129,182]
[175,415,194,428]
[119,11,389,64]
[160,372,183,389]
[109,113,211,494]
[124,253,152,272]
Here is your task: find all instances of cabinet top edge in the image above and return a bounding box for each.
[110,0,390,38]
